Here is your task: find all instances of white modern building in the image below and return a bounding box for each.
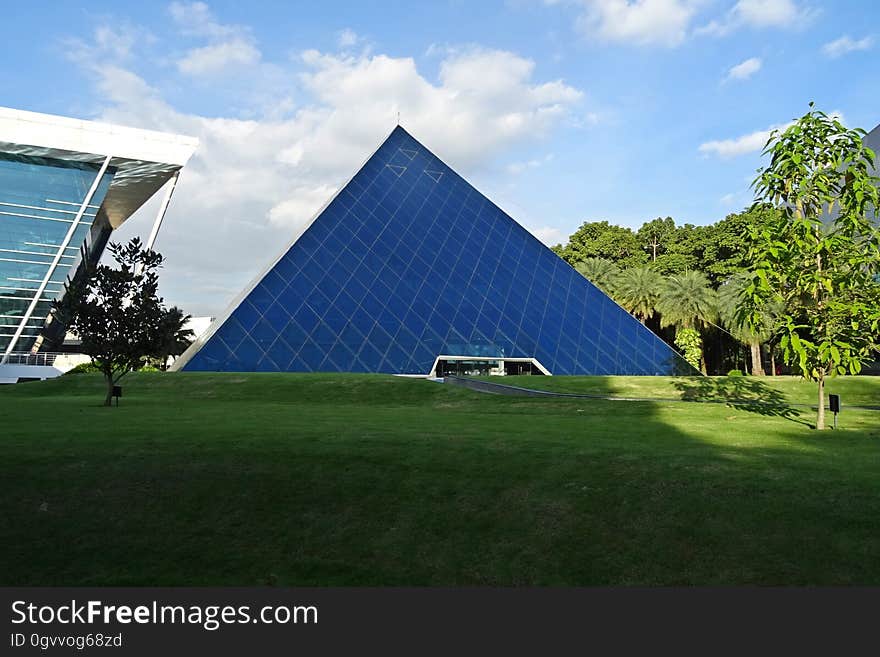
[0,107,197,383]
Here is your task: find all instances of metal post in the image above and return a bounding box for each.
[1,155,112,364]
[132,171,179,280]
[144,171,179,253]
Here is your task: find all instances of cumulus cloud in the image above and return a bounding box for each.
[169,1,239,38]
[821,35,874,58]
[725,56,761,81]
[177,38,260,75]
[697,0,816,37]
[170,1,261,76]
[268,185,340,229]
[699,108,848,159]
[66,23,583,315]
[698,123,786,158]
[574,0,701,47]
[546,0,814,46]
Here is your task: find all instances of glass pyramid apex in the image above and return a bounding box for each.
[175,126,693,376]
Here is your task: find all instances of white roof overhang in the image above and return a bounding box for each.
[0,107,198,228]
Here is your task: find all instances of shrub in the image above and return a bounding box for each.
[727,369,744,377]
[65,361,101,375]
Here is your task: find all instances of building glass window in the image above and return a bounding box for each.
[0,153,114,353]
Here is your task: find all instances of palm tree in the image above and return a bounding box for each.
[656,271,717,373]
[718,274,777,376]
[612,266,662,324]
[153,307,195,371]
[575,257,620,295]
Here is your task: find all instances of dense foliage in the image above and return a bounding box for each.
[552,206,776,375]
[553,107,879,414]
[53,238,193,405]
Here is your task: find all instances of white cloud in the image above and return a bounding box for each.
[65,23,151,65]
[169,1,238,38]
[697,0,815,36]
[177,38,261,75]
[725,56,761,81]
[574,0,700,47]
[531,226,564,245]
[695,111,846,159]
[506,154,554,175]
[67,27,583,315]
[698,123,788,158]
[268,185,339,229]
[822,35,874,58]
[720,193,736,205]
[583,111,601,125]
[170,1,261,77]
[337,28,360,48]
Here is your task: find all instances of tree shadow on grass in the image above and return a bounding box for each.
[672,376,812,428]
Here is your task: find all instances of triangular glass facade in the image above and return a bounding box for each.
[178,127,692,375]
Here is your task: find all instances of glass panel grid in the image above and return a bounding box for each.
[0,153,114,353]
[184,127,693,375]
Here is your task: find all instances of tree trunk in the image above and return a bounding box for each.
[700,349,707,375]
[104,375,114,407]
[770,350,776,376]
[816,373,826,430]
[749,341,765,376]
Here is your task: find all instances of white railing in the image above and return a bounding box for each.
[3,352,62,366]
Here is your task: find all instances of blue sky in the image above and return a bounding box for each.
[2,0,878,315]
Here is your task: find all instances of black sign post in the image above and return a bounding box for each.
[829,394,840,429]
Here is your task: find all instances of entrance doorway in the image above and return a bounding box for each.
[431,356,548,377]
[436,359,500,376]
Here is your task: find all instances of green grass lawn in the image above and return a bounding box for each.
[2,372,879,585]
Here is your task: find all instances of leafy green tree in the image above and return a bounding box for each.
[637,216,677,262]
[656,271,717,373]
[53,238,170,406]
[653,223,709,276]
[741,105,880,430]
[574,257,620,294]
[702,206,778,286]
[557,220,648,269]
[613,266,662,324]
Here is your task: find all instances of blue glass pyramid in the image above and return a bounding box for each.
[177,126,692,375]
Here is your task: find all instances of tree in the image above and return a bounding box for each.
[153,307,195,371]
[653,222,709,276]
[574,257,620,294]
[656,271,717,373]
[702,206,778,285]
[741,104,880,430]
[637,216,677,262]
[556,221,648,269]
[53,238,170,406]
[719,273,777,376]
[613,265,662,324]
